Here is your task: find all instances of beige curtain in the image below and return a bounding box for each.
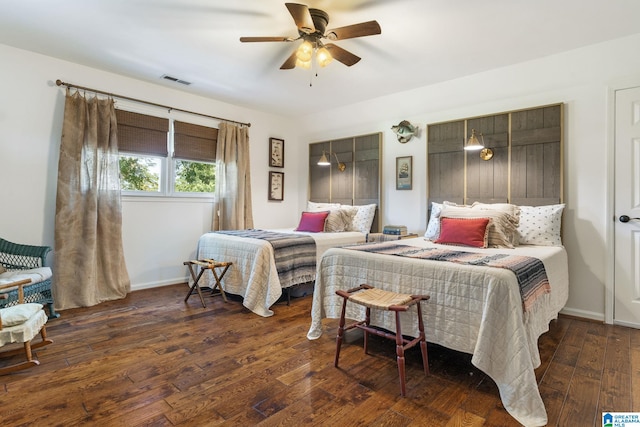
[213,122,253,230]
[53,90,130,310]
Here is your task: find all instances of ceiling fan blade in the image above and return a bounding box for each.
[324,44,361,67]
[325,20,381,40]
[240,36,294,42]
[285,3,315,34]
[280,51,298,69]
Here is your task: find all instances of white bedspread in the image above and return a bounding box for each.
[195,230,365,317]
[307,238,568,427]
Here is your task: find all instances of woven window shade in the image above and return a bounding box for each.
[174,121,218,162]
[116,110,169,157]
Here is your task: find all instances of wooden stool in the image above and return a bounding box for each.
[184,259,232,308]
[334,284,430,396]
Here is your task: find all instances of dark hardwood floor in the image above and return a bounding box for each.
[1,284,638,426]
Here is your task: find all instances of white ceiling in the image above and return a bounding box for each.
[1,0,639,117]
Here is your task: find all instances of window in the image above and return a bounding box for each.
[119,154,163,192]
[173,121,217,194]
[115,109,217,197]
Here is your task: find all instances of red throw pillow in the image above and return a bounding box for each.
[295,211,330,232]
[435,217,490,248]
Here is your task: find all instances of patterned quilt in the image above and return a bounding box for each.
[213,229,317,289]
[345,241,550,312]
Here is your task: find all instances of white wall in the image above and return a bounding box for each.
[4,33,640,321]
[297,33,640,321]
[0,43,303,291]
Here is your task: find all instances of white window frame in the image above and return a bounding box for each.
[116,100,218,200]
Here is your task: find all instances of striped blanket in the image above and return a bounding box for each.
[345,242,550,312]
[213,230,317,288]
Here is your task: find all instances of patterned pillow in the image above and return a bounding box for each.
[435,217,490,248]
[307,201,341,212]
[471,202,521,246]
[440,205,518,248]
[346,204,377,233]
[424,202,443,240]
[295,211,330,232]
[325,208,357,232]
[517,204,565,246]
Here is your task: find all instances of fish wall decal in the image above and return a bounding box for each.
[391,120,418,143]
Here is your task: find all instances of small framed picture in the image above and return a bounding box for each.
[396,156,412,190]
[268,171,284,201]
[269,138,284,168]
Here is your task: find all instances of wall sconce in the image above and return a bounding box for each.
[317,151,346,172]
[464,129,485,151]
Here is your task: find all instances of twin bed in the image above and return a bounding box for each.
[194,201,374,316]
[194,200,567,426]
[194,229,365,316]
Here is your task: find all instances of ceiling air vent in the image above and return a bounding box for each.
[161,75,192,85]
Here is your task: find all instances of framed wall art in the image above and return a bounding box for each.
[268,171,284,201]
[269,137,284,168]
[396,156,412,190]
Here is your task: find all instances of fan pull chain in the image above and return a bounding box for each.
[309,57,320,87]
[309,58,315,87]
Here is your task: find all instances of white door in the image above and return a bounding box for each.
[614,85,640,328]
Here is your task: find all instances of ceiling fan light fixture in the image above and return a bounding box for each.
[296,40,313,62]
[240,3,381,72]
[316,46,333,67]
[295,58,312,69]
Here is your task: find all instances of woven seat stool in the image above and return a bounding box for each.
[334,284,430,396]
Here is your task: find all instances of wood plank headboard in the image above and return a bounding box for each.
[308,132,382,232]
[427,103,563,211]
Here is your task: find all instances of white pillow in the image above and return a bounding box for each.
[0,303,43,327]
[471,202,521,222]
[346,204,377,233]
[517,204,565,246]
[307,201,341,212]
[424,202,443,240]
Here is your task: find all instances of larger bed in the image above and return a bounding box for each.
[307,202,568,427]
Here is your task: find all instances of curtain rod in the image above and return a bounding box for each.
[55,79,251,127]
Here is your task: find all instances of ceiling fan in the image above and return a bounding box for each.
[239,3,381,70]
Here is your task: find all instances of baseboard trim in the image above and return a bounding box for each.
[612,319,640,329]
[131,278,187,292]
[559,307,605,323]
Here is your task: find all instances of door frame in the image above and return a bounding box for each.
[605,76,640,325]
